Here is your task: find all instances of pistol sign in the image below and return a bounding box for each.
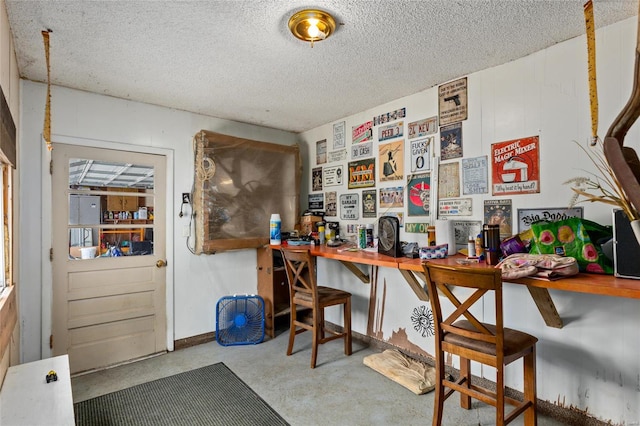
[438,77,467,126]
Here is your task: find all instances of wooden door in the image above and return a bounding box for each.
[51,143,167,374]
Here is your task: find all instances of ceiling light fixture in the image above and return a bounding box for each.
[288,9,336,47]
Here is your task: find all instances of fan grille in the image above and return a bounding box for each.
[216,295,265,346]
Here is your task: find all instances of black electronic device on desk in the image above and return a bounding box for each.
[378,216,402,257]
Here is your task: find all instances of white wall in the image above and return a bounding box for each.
[18,82,299,363]
[299,16,640,424]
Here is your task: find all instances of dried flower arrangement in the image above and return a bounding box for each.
[564,139,640,222]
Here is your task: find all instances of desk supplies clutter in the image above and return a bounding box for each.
[497,253,579,280]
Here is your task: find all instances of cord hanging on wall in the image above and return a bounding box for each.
[42,29,52,151]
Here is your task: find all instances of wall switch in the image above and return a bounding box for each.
[182,225,190,237]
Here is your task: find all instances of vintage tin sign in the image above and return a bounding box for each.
[373,108,406,126]
[348,158,375,189]
[378,121,404,142]
[340,193,359,220]
[410,136,432,172]
[351,141,373,160]
[439,77,468,126]
[408,117,438,139]
[352,121,373,144]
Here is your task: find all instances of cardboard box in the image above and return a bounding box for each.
[300,215,323,235]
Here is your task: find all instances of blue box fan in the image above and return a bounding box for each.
[216,294,265,346]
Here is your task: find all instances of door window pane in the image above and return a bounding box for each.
[68,159,155,259]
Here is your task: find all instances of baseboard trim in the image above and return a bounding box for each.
[174,332,216,351]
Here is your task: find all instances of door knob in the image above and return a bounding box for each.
[156,259,167,268]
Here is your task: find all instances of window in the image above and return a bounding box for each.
[0,164,8,290]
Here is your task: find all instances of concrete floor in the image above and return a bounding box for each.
[72,330,576,426]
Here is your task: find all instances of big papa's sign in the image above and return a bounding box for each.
[491,136,540,196]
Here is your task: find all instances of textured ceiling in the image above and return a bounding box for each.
[5,0,639,133]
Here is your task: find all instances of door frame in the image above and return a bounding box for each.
[41,134,175,359]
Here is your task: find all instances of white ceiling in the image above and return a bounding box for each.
[5,0,639,133]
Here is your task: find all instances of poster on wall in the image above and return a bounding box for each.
[324,165,344,187]
[348,158,375,189]
[312,167,323,191]
[308,193,324,210]
[439,122,463,160]
[452,220,483,250]
[373,107,406,126]
[362,189,377,218]
[410,136,432,172]
[405,222,430,233]
[333,121,346,150]
[439,77,468,126]
[340,193,359,220]
[408,116,437,139]
[378,121,404,142]
[316,139,327,165]
[484,199,513,240]
[379,140,404,182]
[325,191,337,217]
[407,173,431,216]
[380,186,404,208]
[351,141,373,160]
[328,149,347,163]
[462,155,488,195]
[438,198,472,217]
[438,162,460,199]
[352,121,373,144]
[491,136,540,196]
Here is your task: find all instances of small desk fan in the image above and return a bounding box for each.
[378,216,402,257]
[216,294,265,346]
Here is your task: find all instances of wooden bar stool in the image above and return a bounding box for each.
[422,262,538,426]
[280,248,352,368]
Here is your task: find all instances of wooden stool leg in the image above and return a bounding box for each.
[311,309,320,368]
[460,357,471,409]
[344,297,352,355]
[287,304,296,356]
[432,353,445,426]
[524,348,537,426]
[496,365,505,426]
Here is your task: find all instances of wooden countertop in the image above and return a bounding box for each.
[400,254,640,299]
[276,243,640,328]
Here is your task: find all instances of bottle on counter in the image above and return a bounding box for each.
[427,225,436,246]
[270,213,281,245]
[318,221,325,245]
[467,236,476,257]
[366,224,374,248]
[357,225,366,249]
[475,233,484,258]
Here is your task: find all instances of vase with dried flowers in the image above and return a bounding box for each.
[564,139,640,245]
